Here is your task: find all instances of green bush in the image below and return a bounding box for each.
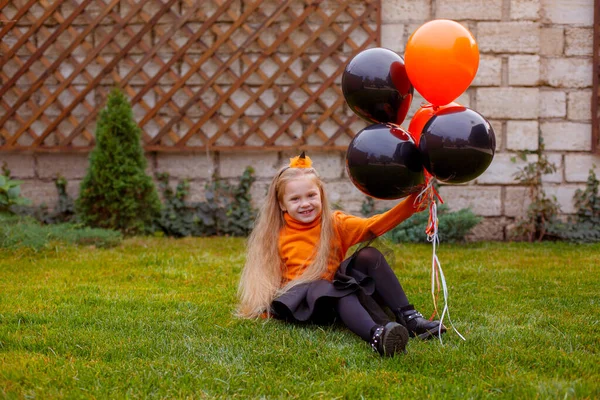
[0,214,122,250]
[76,88,160,235]
[361,198,481,243]
[156,167,257,237]
[13,176,77,225]
[573,167,600,223]
[43,176,77,224]
[511,139,561,241]
[0,169,30,213]
[547,168,600,243]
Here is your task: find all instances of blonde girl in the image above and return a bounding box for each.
[238,153,445,356]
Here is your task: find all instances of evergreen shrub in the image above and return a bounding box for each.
[77,88,160,235]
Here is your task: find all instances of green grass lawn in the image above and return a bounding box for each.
[1,238,599,398]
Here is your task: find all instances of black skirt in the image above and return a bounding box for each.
[270,254,392,325]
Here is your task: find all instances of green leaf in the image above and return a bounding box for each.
[7,185,20,200]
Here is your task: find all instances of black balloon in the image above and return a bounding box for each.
[346,124,425,200]
[342,48,414,126]
[419,106,496,184]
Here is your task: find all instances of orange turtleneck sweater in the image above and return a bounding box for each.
[279,194,421,283]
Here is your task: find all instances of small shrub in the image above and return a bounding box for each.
[511,139,561,241]
[573,167,600,223]
[361,198,481,243]
[45,176,77,224]
[0,165,31,214]
[77,88,160,235]
[216,166,256,236]
[14,176,77,224]
[156,167,256,237]
[156,176,199,237]
[547,167,600,243]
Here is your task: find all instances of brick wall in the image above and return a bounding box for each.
[1,0,598,241]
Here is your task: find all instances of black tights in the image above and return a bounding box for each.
[336,247,410,341]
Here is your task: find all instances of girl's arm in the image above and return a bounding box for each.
[335,192,425,246]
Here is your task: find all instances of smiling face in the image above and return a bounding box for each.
[279,175,323,224]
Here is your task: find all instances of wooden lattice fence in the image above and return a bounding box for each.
[0,0,380,153]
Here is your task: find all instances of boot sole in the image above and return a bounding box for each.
[382,322,409,356]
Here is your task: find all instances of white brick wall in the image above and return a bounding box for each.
[506,121,539,151]
[0,153,35,178]
[476,153,538,185]
[156,153,215,179]
[489,120,504,151]
[326,180,370,207]
[510,0,540,20]
[382,0,430,23]
[539,90,567,118]
[467,217,507,241]
[219,152,279,179]
[565,28,594,56]
[1,0,597,241]
[508,55,540,86]
[567,90,592,121]
[36,154,89,180]
[438,185,502,216]
[248,180,270,206]
[477,22,540,53]
[505,186,531,217]
[541,122,592,151]
[436,0,503,21]
[19,181,61,206]
[564,154,600,182]
[541,58,593,88]
[476,88,539,119]
[472,56,502,87]
[539,27,564,56]
[381,24,405,53]
[541,0,594,25]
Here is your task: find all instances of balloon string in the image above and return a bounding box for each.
[417,178,465,345]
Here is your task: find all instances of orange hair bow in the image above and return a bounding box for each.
[289,151,312,168]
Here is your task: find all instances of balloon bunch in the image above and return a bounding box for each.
[343,20,495,342]
[344,20,495,197]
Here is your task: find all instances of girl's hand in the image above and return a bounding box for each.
[409,188,429,212]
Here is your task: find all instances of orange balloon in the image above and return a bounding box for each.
[408,105,434,145]
[405,20,479,106]
[408,102,461,145]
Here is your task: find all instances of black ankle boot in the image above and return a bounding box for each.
[369,322,409,357]
[395,305,446,340]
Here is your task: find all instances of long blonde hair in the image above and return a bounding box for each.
[237,166,335,318]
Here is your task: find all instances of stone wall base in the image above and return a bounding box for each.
[3,149,596,242]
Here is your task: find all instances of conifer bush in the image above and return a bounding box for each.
[77,89,160,235]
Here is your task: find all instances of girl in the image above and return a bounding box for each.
[238,153,445,357]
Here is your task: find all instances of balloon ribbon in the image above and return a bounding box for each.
[415,175,465,344]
